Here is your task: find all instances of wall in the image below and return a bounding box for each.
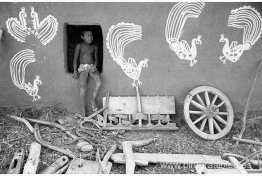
[0,2,262,114]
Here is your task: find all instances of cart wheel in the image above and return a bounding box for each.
[184,86,234,140]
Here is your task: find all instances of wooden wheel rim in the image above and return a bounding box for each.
[184,86,234,140]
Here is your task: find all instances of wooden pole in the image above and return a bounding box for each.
[237,58,262,144]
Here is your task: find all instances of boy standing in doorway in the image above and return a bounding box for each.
[73,30,101,116]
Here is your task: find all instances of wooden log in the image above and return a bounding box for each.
[111,153,232,166]
[118,138,158,150]
[40,156,69,174]
[7,148,25,174]
[7,115,34,133]
[23,142,41,174]
[122,141,135,174]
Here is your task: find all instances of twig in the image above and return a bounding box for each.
[83,106,108,121]
[2,133,32,143]
[27,118,78,140]
[34,123,76,158]
[237,58,262,144]
[7,115,34,133]
[233,137,262,146]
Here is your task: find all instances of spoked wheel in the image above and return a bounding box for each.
[184,86,234,140]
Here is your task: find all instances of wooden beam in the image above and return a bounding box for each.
[23,142,41,174]
[122,141,135,174]
[111,153,232,166]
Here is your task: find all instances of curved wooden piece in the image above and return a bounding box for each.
[184,86,234,140]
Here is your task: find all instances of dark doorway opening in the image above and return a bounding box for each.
[66,24,103,73]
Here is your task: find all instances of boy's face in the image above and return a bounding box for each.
[82,31,93,43]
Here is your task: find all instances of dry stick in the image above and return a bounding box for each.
[233,137,262,146]
[34,123,76,158]
[100,144,117,174]
[27,118,78,139]
[237,58,262,145]
[7,114,34,133]
[2,133,31,143]
[83,106,108,121]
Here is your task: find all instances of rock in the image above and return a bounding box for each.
[77,141,93,152]
[118,129,125,134]
[81,144,93,152]
[57,119,65,125]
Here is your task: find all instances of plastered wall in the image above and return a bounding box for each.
[1,2,262,114]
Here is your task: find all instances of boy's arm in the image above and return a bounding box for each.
[73,44,80,73]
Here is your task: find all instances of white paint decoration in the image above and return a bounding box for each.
[6,7,58,45]
[30,7,58,46]
[219,6,262,64]
[106,22,149,87]
[165,2,205,67]
[6,7,30,43]
[10,49,42,101]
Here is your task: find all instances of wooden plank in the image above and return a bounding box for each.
[23,142,41,174]
[103,96,175,114]
[7,149,25,174]
[227,156,248,174]
[103,123,179,130]
[111,153,232,166]
[122,141,135,174]
[103,91,110,128]
[40,156,69,174]
[66,159,100,174]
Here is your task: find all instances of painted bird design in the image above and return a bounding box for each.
[169,35,202,67]
[106,22,149,87]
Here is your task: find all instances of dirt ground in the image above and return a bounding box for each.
[0,104,262,174]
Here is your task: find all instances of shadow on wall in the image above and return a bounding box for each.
[66,23,103,73]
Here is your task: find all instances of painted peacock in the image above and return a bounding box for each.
[10,49,42,101]
[219,6,262,64]
[165,2,205,67]
[106,22,149,87]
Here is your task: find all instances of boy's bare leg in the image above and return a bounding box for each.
[90,70,101,111]
[79,71,89,116]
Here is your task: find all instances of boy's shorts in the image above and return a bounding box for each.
[78,64,95,73]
